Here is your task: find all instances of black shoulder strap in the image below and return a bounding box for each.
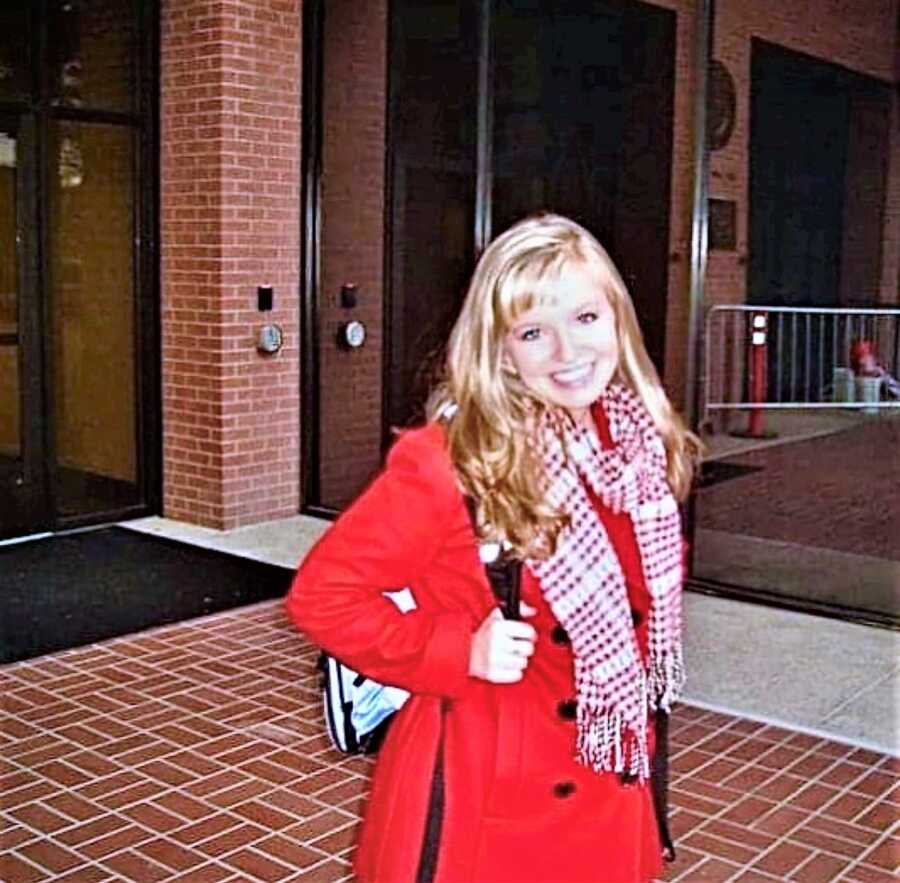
[652,710,676,861]
[463,495,521,621]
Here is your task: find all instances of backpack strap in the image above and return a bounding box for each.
[651,710,676,861]
[463,495,521,621]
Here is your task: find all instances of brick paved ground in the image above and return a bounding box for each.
[1,601,897,882]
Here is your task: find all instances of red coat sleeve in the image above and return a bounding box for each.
[285,424,473,699]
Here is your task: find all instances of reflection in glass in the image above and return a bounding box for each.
[50,121,138,515]
[49,0,136,113]
[0,3,30,102]
[0,124,20,470]
[386,0,478,430]
[693,31,897,625]
[58,135,84,189]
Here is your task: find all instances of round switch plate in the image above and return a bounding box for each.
[340,320,366,349]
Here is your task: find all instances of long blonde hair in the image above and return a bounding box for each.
[427,213,700,557]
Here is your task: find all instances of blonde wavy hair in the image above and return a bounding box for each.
[427,213,701,557]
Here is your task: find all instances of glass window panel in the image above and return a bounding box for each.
[0,122,20,469]
[49,121,138,516]
[385,0,479,432]
[491,0,675,372]
[49,0,136,112]
[0,3,31,102]
[693,32,897,626]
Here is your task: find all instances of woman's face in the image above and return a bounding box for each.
[503,261,618,424]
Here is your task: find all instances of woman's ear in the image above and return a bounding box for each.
[501,351,519,378]
[500,340,519,377]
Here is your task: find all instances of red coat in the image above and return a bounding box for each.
[287,406,664,883]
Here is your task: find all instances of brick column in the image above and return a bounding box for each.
[160,0,301,528]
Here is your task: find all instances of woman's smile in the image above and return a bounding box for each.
[551,361,597,387]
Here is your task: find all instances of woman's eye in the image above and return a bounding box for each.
[578,311,599,323]
[518,327,541,342]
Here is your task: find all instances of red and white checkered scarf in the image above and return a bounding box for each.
[527,382,685,781]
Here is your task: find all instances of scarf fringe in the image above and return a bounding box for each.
[647,647,686,713]
[577,709,651,782]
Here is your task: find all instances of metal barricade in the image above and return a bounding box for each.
[703,306,900,429]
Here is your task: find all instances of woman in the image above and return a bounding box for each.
[286,213,700,883]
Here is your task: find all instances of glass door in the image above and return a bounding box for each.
[381,0,676,440]
[0,0,157,540]
[491,0,676,373]
[0,113,49,537]
[692,38,897,626]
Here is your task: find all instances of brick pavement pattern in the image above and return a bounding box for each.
[697,420,900,562]
[1,601,897,882]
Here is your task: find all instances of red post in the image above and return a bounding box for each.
[746,314,768,436]
[732,311,777,439]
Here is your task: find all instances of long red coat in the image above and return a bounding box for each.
[287,405,664,883]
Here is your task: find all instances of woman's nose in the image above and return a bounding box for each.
[553,327,577,361]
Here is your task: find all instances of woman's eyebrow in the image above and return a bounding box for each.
[509,316,541,331]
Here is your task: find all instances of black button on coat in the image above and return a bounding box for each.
[551,624,570,644]
[557,699,577,720]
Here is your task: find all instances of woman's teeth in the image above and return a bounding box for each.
[552,364,593,386]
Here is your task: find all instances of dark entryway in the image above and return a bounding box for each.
[0,1,159,539]
[747,41,892,401]
[385,0,676,431]
[749,41,891,312]
[306,0,677,513]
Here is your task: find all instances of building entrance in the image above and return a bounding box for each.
[387,0,676,432]
[307,0,677,513]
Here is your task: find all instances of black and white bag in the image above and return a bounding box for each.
[319,498,521,756]
[318,588,418,755]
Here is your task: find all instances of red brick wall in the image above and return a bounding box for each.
[839,87,894,307]
[160,0,301,528]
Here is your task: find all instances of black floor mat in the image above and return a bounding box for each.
[0,527,294,664]
[697,460,764,488]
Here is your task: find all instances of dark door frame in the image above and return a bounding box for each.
[299,0,327,519]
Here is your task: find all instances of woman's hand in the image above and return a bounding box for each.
[468,603,538,683]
